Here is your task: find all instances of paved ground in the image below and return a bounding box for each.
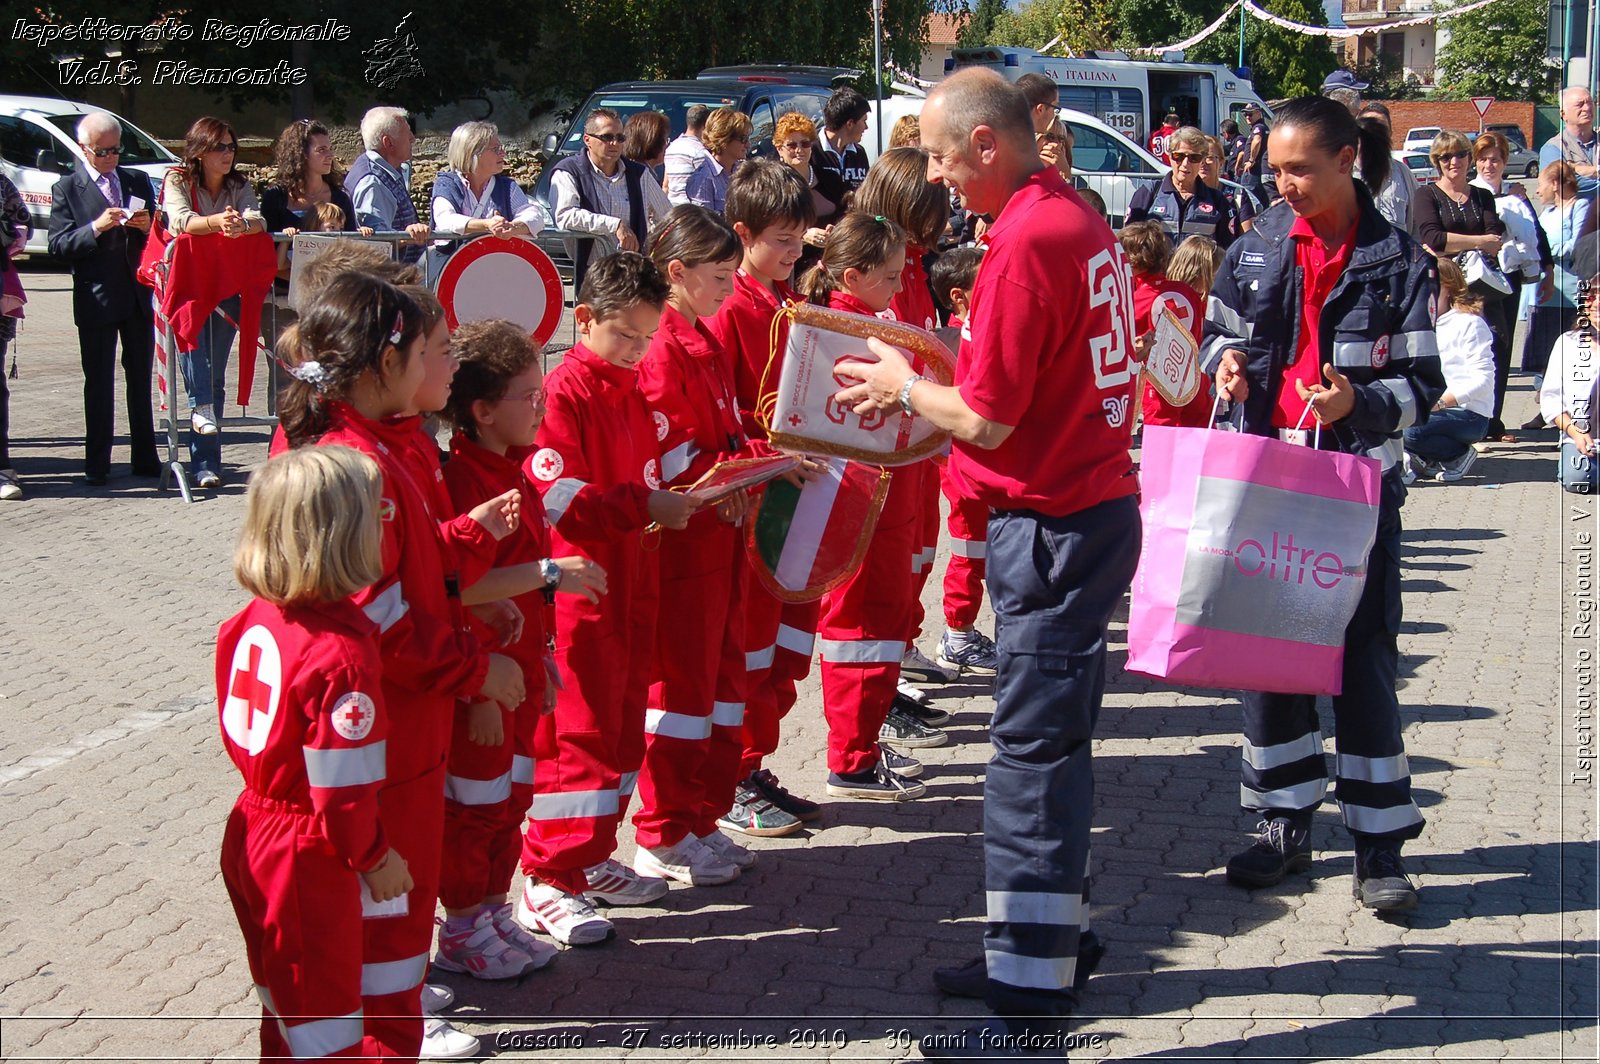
[0,257,1595,1062]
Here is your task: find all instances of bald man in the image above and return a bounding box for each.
[1540,86,1598,194]
[835,67,1138,1059]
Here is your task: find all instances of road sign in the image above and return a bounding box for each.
[1471,96,1495,119]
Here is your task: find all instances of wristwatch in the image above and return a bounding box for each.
[538,558,561,604]
[897,375,927,416]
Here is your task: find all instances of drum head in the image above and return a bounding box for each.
[434,236,564,346]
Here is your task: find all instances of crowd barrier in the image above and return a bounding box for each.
[144,229,580,503]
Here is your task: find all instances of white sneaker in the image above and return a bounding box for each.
[901,644,956,683]
[191,405,219,436]
[584,858,669,906]
[697,829,757,868]
[196,469,222,490]
[516,880,614,946]
[420,983,455,1013]
[421,1015,480,1060]
[433,910,536,980]
[485,902,558,969]
[635,835,741,886]
[0,469,21,501]
[1436,447,1478,482]
[895,678,930,705]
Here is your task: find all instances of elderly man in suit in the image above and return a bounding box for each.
[47,111,160,485]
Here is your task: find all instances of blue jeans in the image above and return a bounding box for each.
[1560,437,1599,493]
[982,495,1140,1018]
[1403,407,1489,463]
[180,295,240,475]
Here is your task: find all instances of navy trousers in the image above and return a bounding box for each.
[983,494,1139,1018]
[1239,471,1425,843]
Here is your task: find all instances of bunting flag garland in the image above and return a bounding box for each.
[1139,0,1513,54]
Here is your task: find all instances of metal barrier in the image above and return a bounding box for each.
[149,229,580,502]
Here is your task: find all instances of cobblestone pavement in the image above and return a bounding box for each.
[0,259,1594,1062]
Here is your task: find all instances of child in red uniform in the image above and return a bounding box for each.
[279,274,526,1060]
[436,320,608,979]
[799,212,933,800]
[852,149,964,738]
[1120,220,1209,428]
[515,253,700,946]
[219,446,403,1062]
[705,160,824,833]
[632,204,784,885]
[926,246,1000,677]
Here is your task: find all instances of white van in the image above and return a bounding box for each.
[0,95,178,255]
[948,47,1272,147]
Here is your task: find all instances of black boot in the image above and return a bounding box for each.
[1225,816,1313,888]
[932,930,1104,999]
[1353,841,1417,911]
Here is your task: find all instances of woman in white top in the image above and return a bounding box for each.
[1529,161,1594,381]
[1402,258,1497,484]
[1538,273,1600,493]
[429,121,546,239]
[162,115,263,489]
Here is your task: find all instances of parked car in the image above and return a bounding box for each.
[1402,126,1441,153]
[1484,124,1542,177]
[0,94,179,256]
[1394,148,1437,184]
[529,67,855,277]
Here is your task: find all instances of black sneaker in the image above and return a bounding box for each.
[880,701,948,750]
[747,768,822,822]
[901,695,951,727]
[1353,843,1417,911]
[933,929,1105,999]
[877,741,923,778]
[715,781,803,838]
[826,759,927,801]
[1225,817,1313,888]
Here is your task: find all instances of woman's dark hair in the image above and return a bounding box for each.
[647,204,741,271]
[1273,96,1389,199]
[851,147,948,250]
[623,110,671,165]
[801,211,906,306]
[279,272,424,446]
[272,119,343,203]
[182,116,246,190]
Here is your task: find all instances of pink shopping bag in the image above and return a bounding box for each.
[1127,424,1382,695]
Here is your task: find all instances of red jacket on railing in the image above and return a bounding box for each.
[159,230,277,408]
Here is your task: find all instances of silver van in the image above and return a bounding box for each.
[0,95,178,255]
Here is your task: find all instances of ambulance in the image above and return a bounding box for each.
[947,46,1273,146]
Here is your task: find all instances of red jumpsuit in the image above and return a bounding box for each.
[939,313,991,630]
[706,270,819,777]
[632,304,751,848]
[816,290,926,774]
[217,598,389,1061]
[890,249,945,651]
[1132,274,1210,428]
[440,436,553,909]
[520,343,660,894]
[315,403,495,1059]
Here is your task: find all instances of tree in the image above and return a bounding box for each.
[959,0,1007,47]
[978,0,1064,50]
[1436,0,1556,101]
[1189,0,1336,99]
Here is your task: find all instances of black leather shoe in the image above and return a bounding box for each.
[83,473,108,487]
[919,1018,1069,1062]
[1225,816,1313,888]
[1354,843,1417,911]
[933,930,1105,999]
[131,463,163,478]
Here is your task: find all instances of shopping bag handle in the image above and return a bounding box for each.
[1292,398,1323,450]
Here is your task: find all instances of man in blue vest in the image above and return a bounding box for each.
[551,108,671,292]
[348,106,431,263]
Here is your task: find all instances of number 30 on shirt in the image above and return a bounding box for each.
[1085,246,1137,428]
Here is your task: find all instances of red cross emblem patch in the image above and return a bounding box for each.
[530,448,564,482]
[331,692,377,741]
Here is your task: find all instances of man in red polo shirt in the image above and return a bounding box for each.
[836,67,1140,1058]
